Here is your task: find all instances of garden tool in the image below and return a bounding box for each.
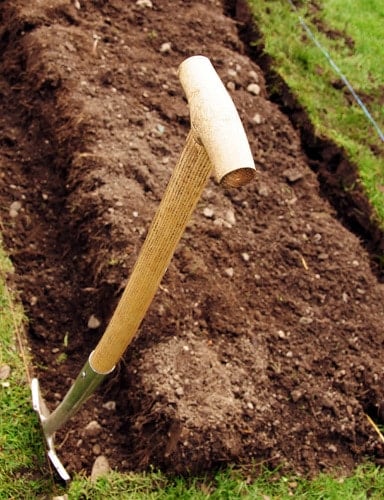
[31,55,256,481]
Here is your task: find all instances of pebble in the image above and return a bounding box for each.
[136,0,152,7]
[224,267,234,278]
[175,386,184,397]
[299,316,313,325]
[203,207,214,218]
[290,389,304,402]
[317,253,329,260]
[225,209,236,226]
[226,81,236,91]
[91,455,111,482]
[252,113,262,124]
[84,420,103,437]
[30,295,38,306]
[88,314,101,329]
[246,83,261,95]
[103,401,116,411]
[9,200,22,217]
[0,364,11,380]
[277,330,286,339]
[241,252,250,262]
[248,70,259,82]
[154,123,165,136]
[159,42,172,53]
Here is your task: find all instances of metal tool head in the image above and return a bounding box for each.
[31,377,71,482]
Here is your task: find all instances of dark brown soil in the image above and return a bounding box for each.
[1,0,383,480]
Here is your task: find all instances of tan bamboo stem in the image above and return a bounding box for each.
[90,130,211,373]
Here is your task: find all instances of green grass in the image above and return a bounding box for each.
[66,463,384,499]
[248,0,384,224]
[0,241,56,498]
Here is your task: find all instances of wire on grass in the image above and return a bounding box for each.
[286,0,384,143]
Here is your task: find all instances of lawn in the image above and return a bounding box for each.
[248,0,384,223]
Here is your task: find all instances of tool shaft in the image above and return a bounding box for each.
[33,354,108,437]
[91,130,211,373]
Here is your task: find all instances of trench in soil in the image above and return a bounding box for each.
[228,0,384,282]
[0,0,383,478]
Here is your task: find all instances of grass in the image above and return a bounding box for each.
[248,0,384,224]
[66,463,384,499]
[1,0,384,497]
[0,241,56,498]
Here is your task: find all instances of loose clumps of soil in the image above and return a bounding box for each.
[0,0,383,479]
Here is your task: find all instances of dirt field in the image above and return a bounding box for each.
[0,0,383,478]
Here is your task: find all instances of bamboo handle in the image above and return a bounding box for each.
[178,56,255,187]
[91,131,211,373]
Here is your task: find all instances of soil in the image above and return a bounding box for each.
[1,0,383,480]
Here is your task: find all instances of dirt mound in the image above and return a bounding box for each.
[0,0,383,478]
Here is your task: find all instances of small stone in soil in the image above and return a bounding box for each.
[88,314,101,329]
[9,200,22,217]
[102,401,116,411]
[246,83,261,95]
[84,420,103,437]
[203,207,214,218]
[224,267,234,278]
[252,113,262,124]
[91,455,111,482]
[175,386,184,397]
[226,81,236,91]
[30,296,38,306]
[241,252,250,262]
[248,70,259,82]
[136,0,152,7]
[159,42,172,53]
[225,209,236,226]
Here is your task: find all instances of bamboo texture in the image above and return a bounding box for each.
[91,131,211,373]
[178,56,255,187]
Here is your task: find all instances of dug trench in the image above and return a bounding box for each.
[0,0,383,479]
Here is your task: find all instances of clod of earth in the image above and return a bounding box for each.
[0,0,383,479]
